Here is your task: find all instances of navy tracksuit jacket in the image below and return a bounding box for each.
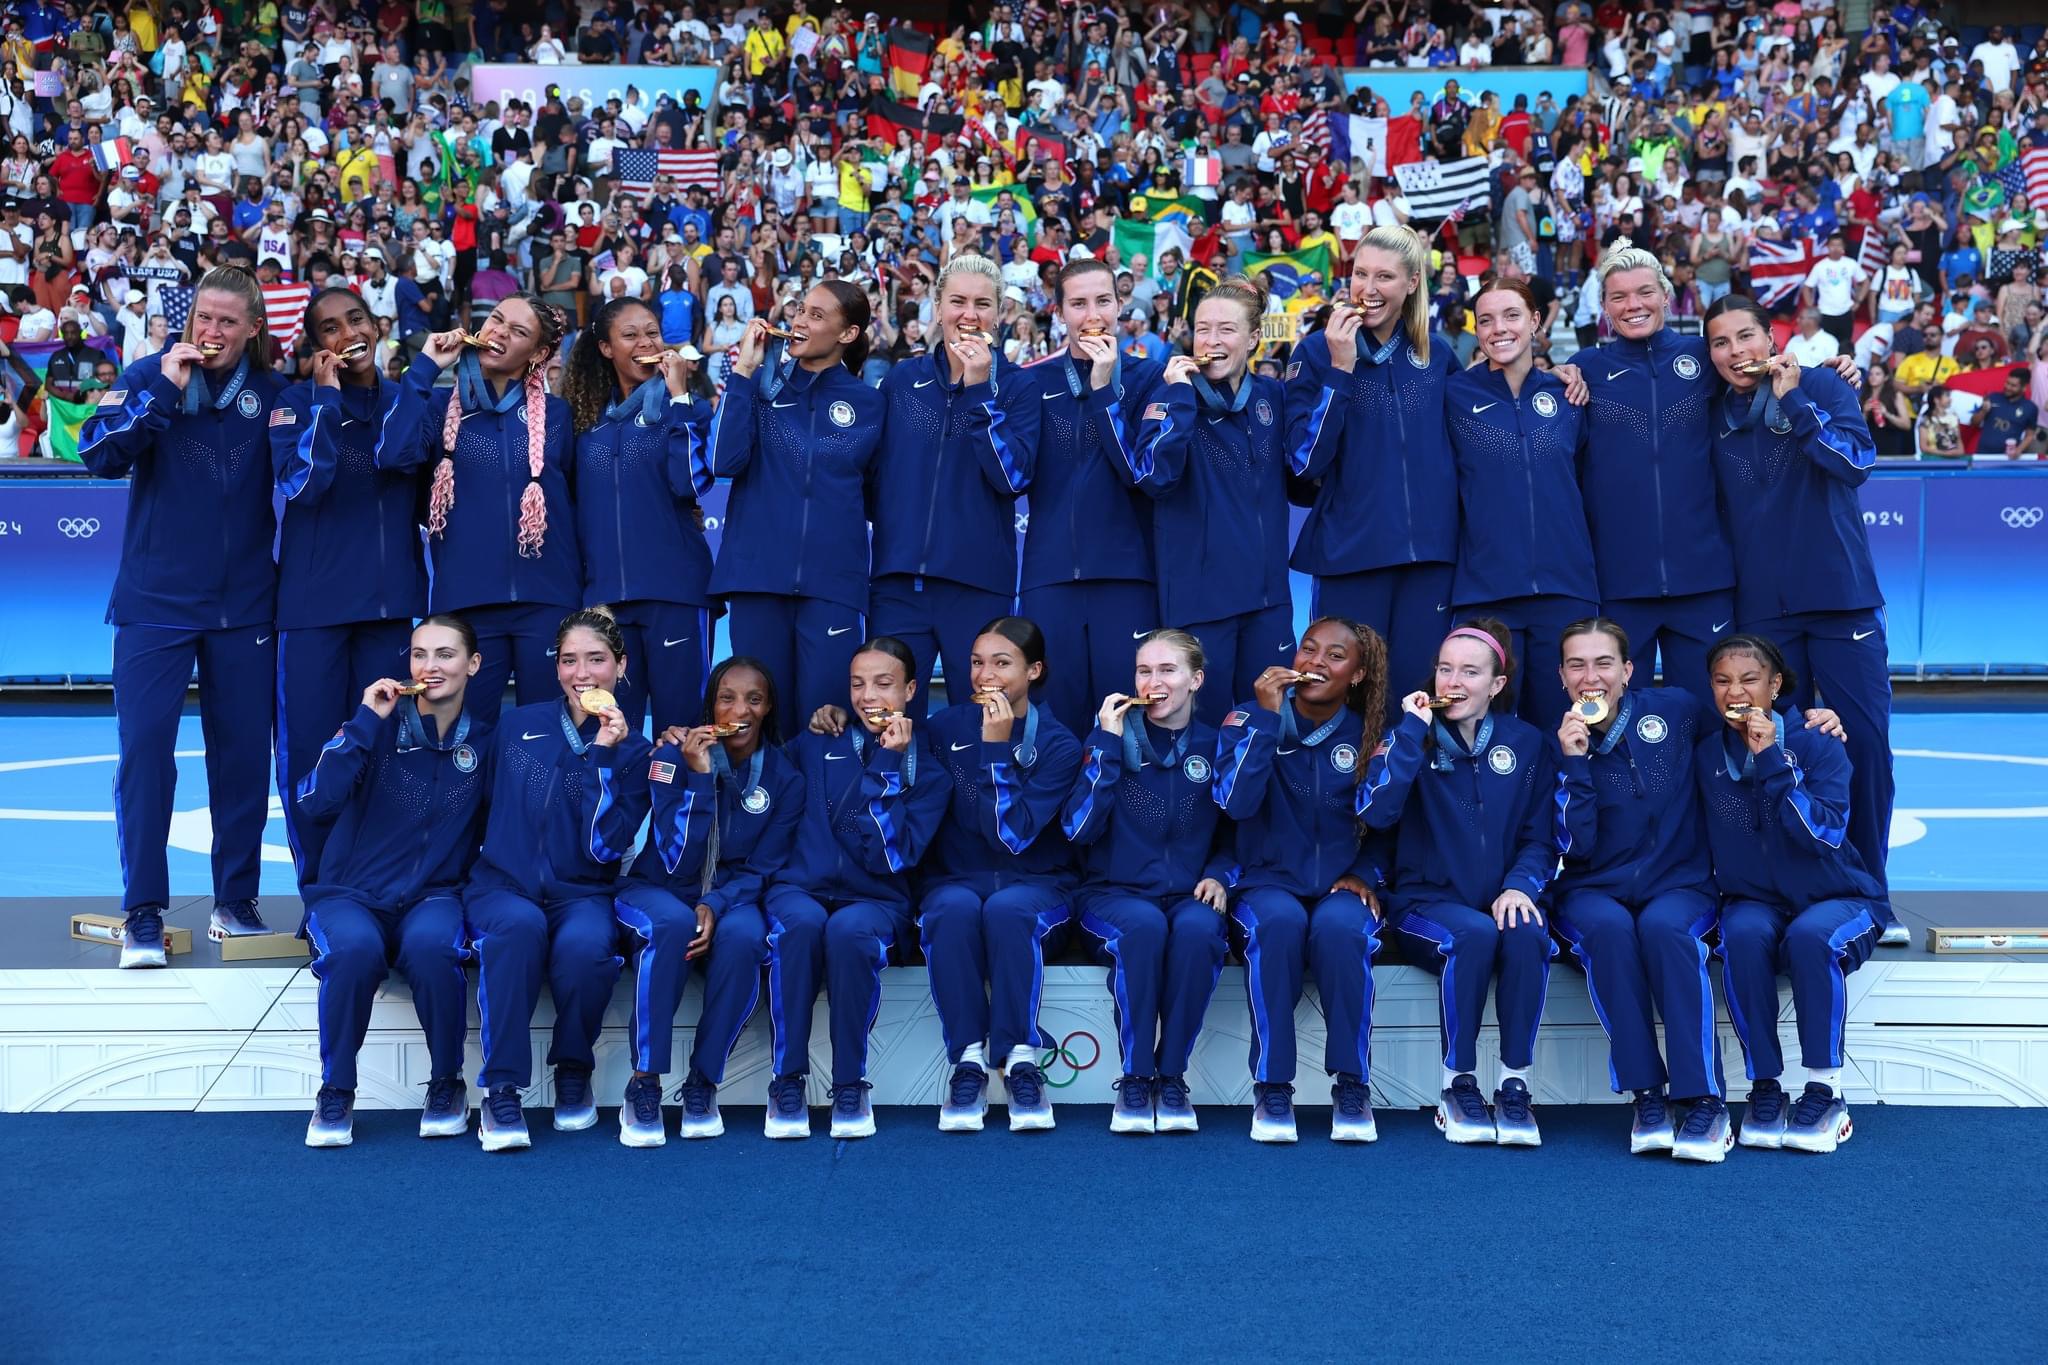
[1550,687,1723,1098]
[1214,699,1385,1085]
[1357,709,1558,1074]
[1285,327,1461,716]
[764,726,953,1084]
[918,700,1083,1066]
[613,739,802,1080]
[1711,366,1893,912]
[1018,347,1164,732]
[575,377,716,733]
[78,352,287,913]
[1062,716,1232,1077]
[870,346,1037,716]
[465,699,653,1090]
[294,700,490,1090]
[270,376,427,884]
[1696,716,1884,1079]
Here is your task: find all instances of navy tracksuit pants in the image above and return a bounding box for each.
[1185,603,1297,728]
[113,623,275,913]
[1454,595,1600,726]
[1312,564,1455,723]
[1721,896,1880,1081]
[1230,886,1382,1085]
[609,601,713,737]
[1601,589,1734,708]
[1078,893,1228,1078]
[275,620,413,883]
[1386,901,1556,1074]
[460,602,573,727]
[612,884,768,1082]
[464,887,624,1090]
[304,895,470,1090]
[1552,888,1723,1098]
[1746,608,1895,917]
[1019,579,1158,736]
[726,592,864,744]
[869,573,1013,718]
[762,887,909,1086]
[917,882,1073,1066]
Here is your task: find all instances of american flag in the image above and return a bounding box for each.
[1749,236,1821,308]
[1855,222,1890,280]
[158,285,194,332]
[263,282,314,347]
[610,148,721,196]
[2015,146,2048,210]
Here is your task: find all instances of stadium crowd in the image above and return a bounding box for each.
[0,0,2043,457]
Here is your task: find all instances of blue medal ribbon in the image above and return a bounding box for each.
[1720,381,1782,436]
[396,701,470,753]
[1722,709,1786,782]
[849,723,917,785]
[1191,369,1250,416]
[1010,700,1041,768]
[1064,346,1122,400]
[1122,716,1191,774]
[180,352,251,416]
[757,340,798,403]
[707,739,766,811]
[1279,693,1347,749]
[1431,713,1494,772]
[1592,691,1636,755]
[605,373,671,426]
[456,350,525,416]
[557,700,596,756]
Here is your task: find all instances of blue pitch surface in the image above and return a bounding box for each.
[0,706,2043,898]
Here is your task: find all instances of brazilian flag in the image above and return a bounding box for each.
[1129,192,1207,234]
[1243,244,1333,300]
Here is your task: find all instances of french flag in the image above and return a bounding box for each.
[91,138,133,173]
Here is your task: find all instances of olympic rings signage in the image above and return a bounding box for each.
[1036,1030,1101,1087]
[57,517,102,538]
[2000,507,2043,529]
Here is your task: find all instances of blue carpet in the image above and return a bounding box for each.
[2,1106,2040,1362]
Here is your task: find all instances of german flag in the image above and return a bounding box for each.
[1018,127,1071,165]
[885,27,934,100]
[865,96,964,150]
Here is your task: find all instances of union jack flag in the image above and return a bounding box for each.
[1748,236,1821,308]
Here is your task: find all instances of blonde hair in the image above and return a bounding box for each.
[1354,224,1432,362]
[1136,627,1206,676]
[185,264,266,347]
[936,252,1003,298]
[1595,238,1675,302]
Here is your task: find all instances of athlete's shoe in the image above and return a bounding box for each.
[208,898,268,940]
[1673,1095,1734,1163]
[1879,921,1911,947]
[419,1077,469,1138]
[479,1085,530,1152]
[619,1074,666,1148]
[305,1086,354,1148]
[1004,1061,1055,1132]
[678,1074,723,1139]
[1493,1078,1541,1146]
[1250,1082,1297,1143]
[1630,1089,1675,1154]
[1330,1074,1377,1143]
[1739,1080,1790,1149]
[552,1065,597,1131]
[1783,1082,1853,1154]
[829,1081,875,1138]
[765,1075,810,1139]
[1110,1074,1155,1134]
[118,906,168,969]
[1154,1074,1198,1133]
[938,1061,988,1132]
[1436,1073,1495,1144]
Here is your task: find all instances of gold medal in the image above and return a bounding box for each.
[1574,691,1611,725]
[578,687,617,714]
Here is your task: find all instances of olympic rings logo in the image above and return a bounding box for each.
[56,517,101,538]
[1036,1029,1101,1088]
[2000,506,2044,529]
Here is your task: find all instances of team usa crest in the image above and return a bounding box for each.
[1331,743,1359,773]
[1674,355,1700,380]
[1407,346,1429,368]
[1636,714,1668,744]
[829,400,855,427]
[742,786,771,814]
[1532,391,1558,418]
[237,390,261,417]
[1487,745,1517,775]
[1254,398,1274,427]
[1183,755,1210,783]
[453,744,477,773]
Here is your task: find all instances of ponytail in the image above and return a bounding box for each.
[1355,224,1432,362]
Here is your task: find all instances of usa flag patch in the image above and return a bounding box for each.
[1223,710,1250,727]
[648,760,677,784]
[269,408,297,427]
[1142,402,1168,421]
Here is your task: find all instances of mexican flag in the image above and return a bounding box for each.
[1113,215,1195,276]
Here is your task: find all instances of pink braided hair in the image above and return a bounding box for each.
[429,391,459,538]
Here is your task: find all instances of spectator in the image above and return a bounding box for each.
[1784,307,1841,368]
[1974,369,2043,459]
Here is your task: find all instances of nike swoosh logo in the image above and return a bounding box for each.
[914,378,935,388]
[1041,390,1065,400]
[1470,402,1496,414]
[1433,603,1447,612]
[522,731,545,741]
[1711,621,1731,633]
[826,626,853,637]
[254,635,271,644]
[1276,747,1299,756]
[544,648,558,657]
[771,399,797,408]
[662,637,690,647]
[950,741,974,751]
[1852,628,1877,641]
[1132,630,1149,639]
[825,752,849,760]
[1606,369,1628,381]
[1205,415,1225,424]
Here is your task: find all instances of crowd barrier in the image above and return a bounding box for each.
[1,464,2043,683]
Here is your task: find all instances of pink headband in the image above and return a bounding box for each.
[1446,627,1508,670]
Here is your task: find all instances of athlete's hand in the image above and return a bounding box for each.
[978,687,1015,744]
[1743,705,1778,755]
[1558,711,1590,756]
[1768,351,1802,401]
[686,903,715,960]
[1803,706,1847,743]
[1252,665,1297,716]
[660,349,692,398]
[157,340,205,390]
[1097,691,1138,737]
[1491,888,1541,928]
[950,329,992,386]
[362,678,404,719]
[1325,301,1363,373]
[591,704,629,749]
[1330,873,1380,921]
[1552,361,1589,407]
[1193,877,1228,913]
[1074,331,1116,389]
[732,318,773,378]
[679,725,719,774]
[422,329,467,368]
[1825,353,1861,388]
[809,704,848,737]
[656,724,691,749]
[1400,689,1434,722]
[310,347,343,390]
[878,713,913,753]
[1162,354,1200,386]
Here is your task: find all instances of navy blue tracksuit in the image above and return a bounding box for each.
[871,347,1037,715]
[765,726,952,1085]
[1018,348,1164,733]
[614,739,801,1081]
[1357,709,1558,1075]
[295,701,490,1090]
[1712,368,1893,914]
[1134,371,1339,725]
[1697,718,1884,1080]
[1214,700,1383,1086]
[1444,363,1599,724]
[377,353,582,724]
[465,700,652,1090]
[270,376,426,886]
[1551,688,1723,1099]
[1062,717,1232,1078]
[576,378,717,734]
[1286,328,1461,720]
[708,361,886,741]
[79,353,286,914]
[919,701,1083,1068]
[1571,330,1735,703]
